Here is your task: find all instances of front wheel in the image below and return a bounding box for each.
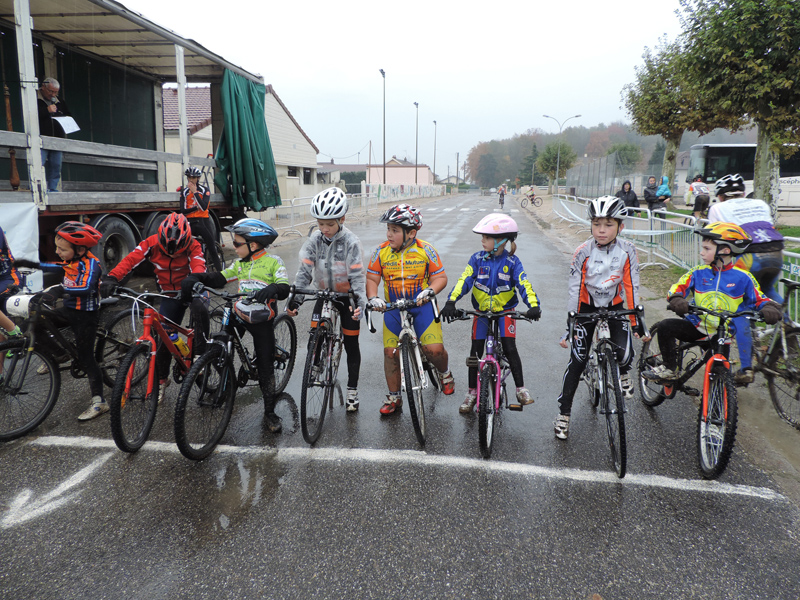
[764,326,800,429]
[174,344,237,460]
[697,363,737,479]
[638,322,667,407]
[601,348,627,478]
[272,314,297,394]
[478,362,497,459]
[300,325,331,444]
[0,340,61,442]
[402,337,426,446]
[109,343,158,452]
[520,198,529,208]
[97,308,143,387]
[532,196,543,207]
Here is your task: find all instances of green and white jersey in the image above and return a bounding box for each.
[221,248,289,293]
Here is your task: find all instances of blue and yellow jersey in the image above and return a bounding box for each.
[669,262,770,335]
[367,239,445,302]
[447,249,538,312]
[40,252,103,311]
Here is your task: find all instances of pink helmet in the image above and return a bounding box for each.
[472,213,519,240]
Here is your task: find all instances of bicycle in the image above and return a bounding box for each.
[638,305,760,479]
[520,192,542,209]
[569,306,646,477]
[288,286,355,444]
[742,277,800,428]
[173,286,297,460]
[107,287,200,452]
[366,297,442,447]
[450,308,532,459]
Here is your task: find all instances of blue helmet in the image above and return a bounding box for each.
[225,218,278,246]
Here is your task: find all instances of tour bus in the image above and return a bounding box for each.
[687,144,800,209]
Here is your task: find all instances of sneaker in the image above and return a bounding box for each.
[346,388,359,412]
[158,379,171,404]
[619,374,635,400]
[459,389,477,414]
[734,368,755,385]
[4,326,21,338]
[515,387,534,405]
[554,414,570,440]
[37,362,50,375]
[264,412,283,433]
[380,394,402,415]
[77,396,110,421]
[439,370,455,395]
[641,364,678,383]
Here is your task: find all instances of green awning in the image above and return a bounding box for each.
[214,70,281,210]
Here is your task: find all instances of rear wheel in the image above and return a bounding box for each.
[0,340,60,442]
[272,314,297,394]
[478,362,497,458]
[96,308,143,387]
[402,337,426,446]
[300,325,331,444]
[764,327,800,428]
[532,196,543,207]
[638,322,667,407]
[109,343,157,452]
[697,363,737,479]
[174,344,236,460]
[601,348,627,478]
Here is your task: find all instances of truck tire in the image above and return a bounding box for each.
[94,216,137,272]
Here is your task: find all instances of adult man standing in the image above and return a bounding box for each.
[708,172,785,384]
[37,77,72,192]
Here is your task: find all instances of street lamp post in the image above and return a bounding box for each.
[433,120,437,185]
[543,113,581,195]
[414,102,419,184]
[380,69,386,184]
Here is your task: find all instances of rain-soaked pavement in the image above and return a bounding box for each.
[2,193,800,599]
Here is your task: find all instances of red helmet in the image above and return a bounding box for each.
[158,213,192,254]
[55,221,103,247]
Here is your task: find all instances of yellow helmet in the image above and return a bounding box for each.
[695,221,751,254]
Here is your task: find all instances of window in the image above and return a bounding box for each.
[304,168,313,185]
[287,167,298,177]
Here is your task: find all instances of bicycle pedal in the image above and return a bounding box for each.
[683,386,700,397]
[507,403,523,411]
[465,356,479,368]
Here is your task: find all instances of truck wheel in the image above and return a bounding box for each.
[95,216,137,272]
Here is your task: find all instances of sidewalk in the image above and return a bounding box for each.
[517,193,800,504]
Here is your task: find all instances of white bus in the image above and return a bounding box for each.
[687,143,800,209]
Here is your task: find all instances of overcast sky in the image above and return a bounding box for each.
[124,0,684,178]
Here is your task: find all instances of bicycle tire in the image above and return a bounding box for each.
[109,343,158,452]
[478,362,496,459]
[637,322,667,407]
[424,358,440,391]
[272,314,297,394]
[0,340,60,442]
[96,308,143,387]
[601,347,627,478]
[521,198,528,208]
[300,324,331,444]
[697,363,737,479]
[174,344,236,460]
[532,196,543,207]
[764,326,800,429]
[402,337,426,446]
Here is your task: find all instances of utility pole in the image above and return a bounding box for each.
[456,152,459,189]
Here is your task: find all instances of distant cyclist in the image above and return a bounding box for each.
[178,166,223,272]
[498,185,506,208]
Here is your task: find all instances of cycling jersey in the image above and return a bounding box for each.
[179,183,211,220]
[367,239,445,302]
[707,197,784,252]
[108,234,205,292]
[219,248,289,322]
[40,252,102,311]
[448,249,538,313]
[0,228,23,295]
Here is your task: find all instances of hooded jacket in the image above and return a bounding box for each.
[656,176,672,199]
[615,180,639,208]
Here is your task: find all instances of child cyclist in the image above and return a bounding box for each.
[100,212,209,403]
[642,222,782,383]
[181,218,289,433]
[0,227,24,344]
[441,213,540,413]
[366,203,456,416]
[14,223,106,420]
[554,196,647,440]
[286,187,367,412]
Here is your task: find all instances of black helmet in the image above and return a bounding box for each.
[714,173,745,197]
[185,166,202,178]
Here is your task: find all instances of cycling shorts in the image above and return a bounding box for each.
[472,315,517,340]
[382,302,443,348]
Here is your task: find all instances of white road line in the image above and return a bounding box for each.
[29,436,786,502]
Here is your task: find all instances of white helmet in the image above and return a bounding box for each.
[311,187,348,219]
[587,195,627,220]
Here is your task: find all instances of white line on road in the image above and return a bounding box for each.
[29,436,786,502]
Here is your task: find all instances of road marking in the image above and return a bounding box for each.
[28,436,786,502]
[2,452,113,528]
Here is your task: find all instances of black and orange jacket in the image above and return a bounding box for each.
[40,252,103,311]
[178,184,211,220]
[0,228,23,294]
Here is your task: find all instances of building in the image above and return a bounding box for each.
[367,156,434,185]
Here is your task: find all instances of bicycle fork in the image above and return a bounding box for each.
[701,354,730,422]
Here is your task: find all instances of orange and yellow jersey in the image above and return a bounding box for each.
[367,239,445,302]
[40,251,103,311]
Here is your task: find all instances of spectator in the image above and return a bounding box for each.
[37,77,72,192]
[656,175,672,204]
[643,176,663,211]
[615,180,639,209]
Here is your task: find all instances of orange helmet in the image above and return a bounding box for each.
[695,221,751,254]
[158,213,192,254]
[55,221,103,247]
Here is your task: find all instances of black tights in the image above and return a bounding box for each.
[468,337,524,389]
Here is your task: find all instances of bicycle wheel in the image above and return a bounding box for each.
[424,358,440,391]
[300,325,331,444]
[521,198,528,208]
[478,362,497,459]
[764,326,800,428]
[174,344,236,460]
[637,322,667,407]
[0,340,60,442]
[697,363,737,479]
[402,337,426,446]
[272,314,297,394]
[532,196,543,207]
[96,308,143,387]
[601,348,627,478]
[109,343,158,452]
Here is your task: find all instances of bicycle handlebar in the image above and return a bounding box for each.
[286,285,357,314]
[685,305,761,321]
[567,305,649,341]
[364,295,441,334]
[452,308,533,324]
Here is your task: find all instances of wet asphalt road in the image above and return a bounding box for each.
[2,193,800,599]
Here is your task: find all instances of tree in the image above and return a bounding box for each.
[679,0,800,208]
[475,153,498,187]
[537,142,577,193]
[647,139,666,173]
[517,144,546,186]
[606,143,643,174]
